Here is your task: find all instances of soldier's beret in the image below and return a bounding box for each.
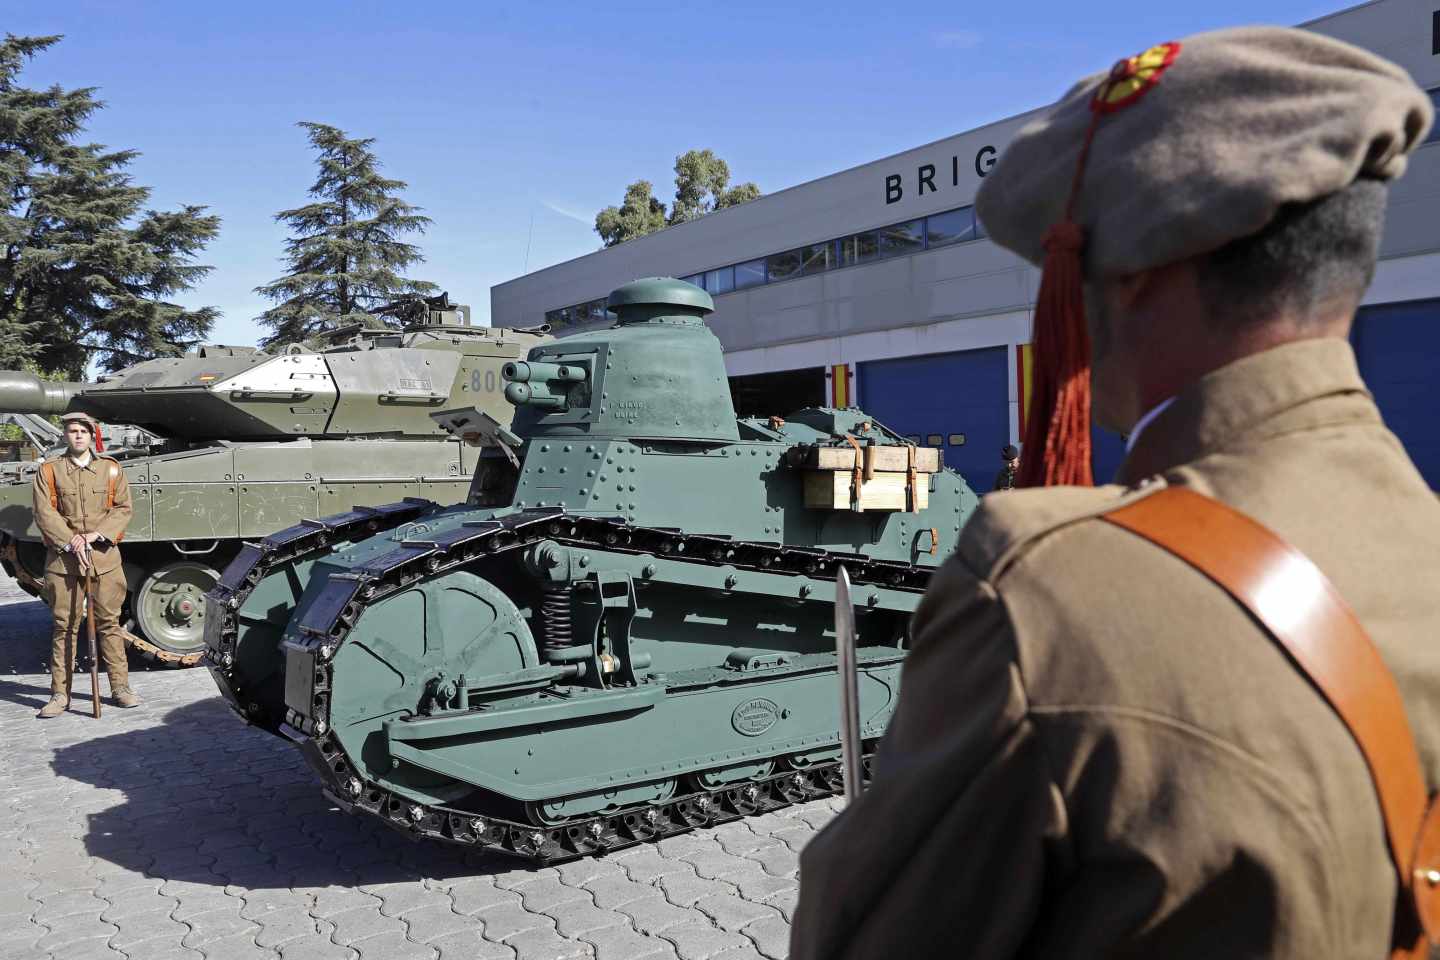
[59,412,96,434]
[975,26,1434,276]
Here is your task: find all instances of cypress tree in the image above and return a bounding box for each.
[0,35,220,377]
[256,122,437,348]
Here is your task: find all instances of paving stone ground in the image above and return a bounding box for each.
[0,571,836,960]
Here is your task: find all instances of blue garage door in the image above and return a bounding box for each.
[1352,298,1440,489]
[1092,426,1127,485]
[858,347,1009,493]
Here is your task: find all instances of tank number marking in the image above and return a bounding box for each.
[731,698,782,737]
[470,370,498,393]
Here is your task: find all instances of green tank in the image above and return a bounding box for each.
[205,278,980,860]
[0,300,549,664]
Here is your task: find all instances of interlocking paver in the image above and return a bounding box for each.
[392,903,472,943]
[543,899,627,938]
[657,871,739,909]
[516,877,591,913]
[0,576,836,960]
[660,921,753,960]
[582,924,678,960]
[618,897,699,935]
[108,906,191,948]
[326,904,402,946]
[427,929,514,960]
[278,936,359,960]
[740,914,791,959]
[352,931,436,960]
[693,895,780,932]
[503,926,591,960]
[180,907,261,948]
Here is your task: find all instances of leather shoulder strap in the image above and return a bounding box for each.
[42,460,57,510]
[1101,486,1439,957]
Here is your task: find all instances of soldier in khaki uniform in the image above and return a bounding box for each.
[32,411,140,717]
[792,27,1438,959]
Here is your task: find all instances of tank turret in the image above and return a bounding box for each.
[0,322,542,442]
[504,277,739,444]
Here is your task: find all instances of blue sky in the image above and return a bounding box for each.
[11,0,1342,346]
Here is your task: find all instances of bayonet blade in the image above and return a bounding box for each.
[834,566,864,804]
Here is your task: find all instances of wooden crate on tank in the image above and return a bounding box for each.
[794,441,939,512]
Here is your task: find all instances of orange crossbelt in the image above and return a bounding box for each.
[1102,487,1439,957]
[42,459,124,543]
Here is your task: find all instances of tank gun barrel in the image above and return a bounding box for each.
[0,370,83,415]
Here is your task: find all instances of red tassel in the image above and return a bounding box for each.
[1017,221,1093,487]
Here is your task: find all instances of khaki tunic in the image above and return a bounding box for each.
[32,453,134,693]
[790,338,1440,959]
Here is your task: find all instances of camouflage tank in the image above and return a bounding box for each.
[0,299,549,665]
[205,278,980,861]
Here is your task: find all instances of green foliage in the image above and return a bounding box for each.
[256,122,437,349]
[0,34,221,378]
[668,149,760,226]
[594,149,761,247]
[594,180,668,248]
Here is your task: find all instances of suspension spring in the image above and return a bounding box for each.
[538,583,574,660]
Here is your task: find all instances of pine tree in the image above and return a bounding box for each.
[256,122,437,348]
[0,35,220,377]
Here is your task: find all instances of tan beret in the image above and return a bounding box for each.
[59,411,96,434]
[975,26,1435,276]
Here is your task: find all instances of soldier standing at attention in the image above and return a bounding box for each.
[33,411,140,718]
[792,27,1439,960]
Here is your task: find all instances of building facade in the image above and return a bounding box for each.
[492,0,1440,493]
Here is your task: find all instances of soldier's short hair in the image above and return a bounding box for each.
[1197,177,1389,330]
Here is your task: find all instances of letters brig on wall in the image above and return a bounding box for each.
[885,145,998,204]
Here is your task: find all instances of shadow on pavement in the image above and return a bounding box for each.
[52,697,515,889]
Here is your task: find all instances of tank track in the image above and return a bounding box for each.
[204,498,436,729]
[208,506,929,863]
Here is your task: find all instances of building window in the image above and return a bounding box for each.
[799,242,832,275]
[735,258,766,289]
[879,219,925,258]
[680,273,705,290]
[839,231,879,266]
[766,249,803,282]
[706,266,734,294]
[1427,88,1440,145]
[927,207,977,247]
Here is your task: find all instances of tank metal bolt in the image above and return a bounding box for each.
[470,817,486,835]
[791,773,805,789]
[724,575,737,589]
[222,651,233,666]
[319,643,334,660]
[743,785,759,803]
[313,719,327,735]
[347,777,362,796]
[588,822,604,839]
[530,831,546,848]
[409,805,424,823]
[696,796,712,813]
[644,809,660,825]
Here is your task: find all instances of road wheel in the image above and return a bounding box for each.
[128,560,220,666]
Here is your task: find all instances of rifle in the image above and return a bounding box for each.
[83,545,101,719]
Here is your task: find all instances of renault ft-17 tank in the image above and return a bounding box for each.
[0,300,548,664]
[205,278,980,861]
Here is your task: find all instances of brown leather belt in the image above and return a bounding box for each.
[1102,487,1440,958]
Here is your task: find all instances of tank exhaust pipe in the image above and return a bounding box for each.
[0,371,84,415]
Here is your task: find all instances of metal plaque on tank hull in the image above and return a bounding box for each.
[731,697,782,737]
